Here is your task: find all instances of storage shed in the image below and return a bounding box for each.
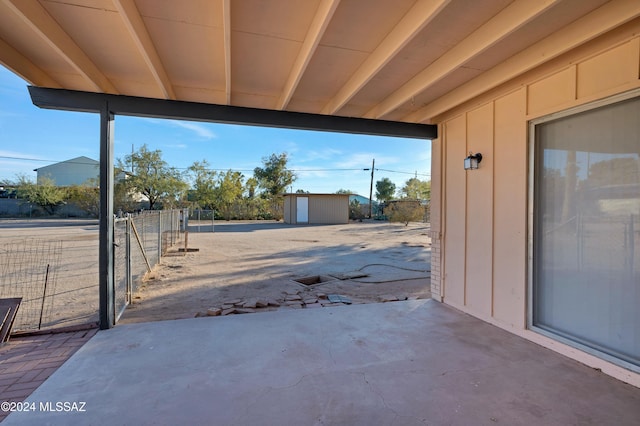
[283,194,349,225]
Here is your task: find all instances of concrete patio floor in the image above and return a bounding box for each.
[3,300,639,425]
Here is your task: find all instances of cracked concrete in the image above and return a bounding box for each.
[4,300,640,425]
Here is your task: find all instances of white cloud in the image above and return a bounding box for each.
[172,121,217,139]
[137,118,217,140]
[334,152,399,169]
[164,143,188,149]
[299,148,342,162]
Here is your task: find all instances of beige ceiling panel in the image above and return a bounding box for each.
[144,17,225,91]
[232,0,321,41]
[349,0,512,106]
[47,71,99,92]
[285,98,327,114]
[110,78,168,99]
[334,103,369,118]
[348,0,509,115]
[174,86,228,105]
[291,45,368,108]
[374,66,482,123]
[135,0,223,29]
[232,31,301,98]
[41,0,148,86]
[319,0,415,52]
[410,67,483,109]
[464,0,610,71]
[231,91,279,110]
[0,5,72,82]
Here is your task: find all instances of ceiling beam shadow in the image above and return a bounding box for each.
[407,0,640,123]
[365,0,560,120]
[321,0,451,116]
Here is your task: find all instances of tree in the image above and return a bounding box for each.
[188,160,218,209]
[67,178,99,217]
[335,189,355,194]
[349,199,365,221]
[245,177,258,198]
[253,153,296,197]
[375,177,396,202]
[118,144,187,210]
[253,153,296,220]
[399,178,430,200]
[16,175,67,215]
[214,170,244,220]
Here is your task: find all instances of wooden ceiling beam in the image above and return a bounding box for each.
[113,0,175,100]
[223,0,231,105]
[365,0,560,119]
[406,0,640,123]
[321,0,451,115]
[2,0,117,93]
[0,37,61,87]
[277,0,340,110]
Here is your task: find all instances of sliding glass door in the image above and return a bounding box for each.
[531,93,640,369]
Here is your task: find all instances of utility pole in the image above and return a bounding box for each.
[368,159,375,219]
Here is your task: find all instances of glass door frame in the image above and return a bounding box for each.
[527,88,640,373]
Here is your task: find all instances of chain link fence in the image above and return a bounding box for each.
[186,209,215,233]
[0,239,62,331]
[0,210,182,331]
[114,210,182,321]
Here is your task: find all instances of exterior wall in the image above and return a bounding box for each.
[308,195,349,224]
[433,27,640,386]
[284,195,292,223]
[36,157,99,186]
[283,194,349,224]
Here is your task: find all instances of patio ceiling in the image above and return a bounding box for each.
[2,0,638,125]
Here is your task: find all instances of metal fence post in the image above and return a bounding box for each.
[157,210,162,264]
[126,214,132,304]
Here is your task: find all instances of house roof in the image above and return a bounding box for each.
[284,193,349,197]
[33,155,99,172]
[2,0,637,126]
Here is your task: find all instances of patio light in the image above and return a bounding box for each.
[464,152,482,170]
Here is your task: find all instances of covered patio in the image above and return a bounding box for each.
[3,300,639,424]
[1,0,639,414]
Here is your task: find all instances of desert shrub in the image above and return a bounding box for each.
[387,201,424,226]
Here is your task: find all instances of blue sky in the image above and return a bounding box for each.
[0,65,431,197]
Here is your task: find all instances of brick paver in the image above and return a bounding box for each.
[0,327,97,422]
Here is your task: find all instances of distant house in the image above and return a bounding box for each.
[34,156,99,186]
[349,194,380,217]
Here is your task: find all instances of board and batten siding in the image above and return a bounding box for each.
[284,194,349,224]
[430,29,640,386]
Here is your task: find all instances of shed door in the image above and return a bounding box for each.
[296,197,309,223]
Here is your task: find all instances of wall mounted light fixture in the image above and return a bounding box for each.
[464,152,482,170]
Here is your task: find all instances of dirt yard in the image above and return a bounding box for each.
[120,221,432,323]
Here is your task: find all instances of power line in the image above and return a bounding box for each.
[0,156,99,166]
[375,168,430,177]
[1,155,430,177]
